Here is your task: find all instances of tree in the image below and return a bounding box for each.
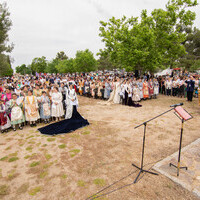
[97,54,115,70]
[55,51,68,61]
[74,49,97,72]
[178,27,200,70]
[0,2,14,77]
[98,0,198,72]
[16,64,32,75]
[45,59,58,74]
[31,56,47,74]
[55,58,75,73]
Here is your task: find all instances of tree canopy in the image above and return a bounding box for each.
[98,0,198,72]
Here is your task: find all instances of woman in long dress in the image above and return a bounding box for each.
[108,78,121,104]
[143,80,149,99]
[40,91,51,123]
[10,93,25,131]
[24,90,40,127]
[51,87,64,121]
[38,84,89,136]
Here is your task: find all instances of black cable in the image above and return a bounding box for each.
[85,169,138,200]
[86,158,164,200]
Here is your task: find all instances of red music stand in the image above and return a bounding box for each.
[169,106,193,176]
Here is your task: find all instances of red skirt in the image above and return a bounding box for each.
[0,112,7,126]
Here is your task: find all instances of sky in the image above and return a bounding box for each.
[2,0,200,68]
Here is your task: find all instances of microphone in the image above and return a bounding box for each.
[170,103,183,107]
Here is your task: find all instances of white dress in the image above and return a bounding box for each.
[65,89,79,119]
[108,82,121,104]
[51,92,64,117]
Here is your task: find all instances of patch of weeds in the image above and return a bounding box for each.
[81,131,90,135]
[58,144,66,149]
[28,141,35,144]
[70,134,80,139]
[61,174,67,179]
[17,183,29,194]
[26,146,33,152]
[69,149,80,157]
[8,157,19,162]
[0,169,2,178]
[26,135,34,139]
[7,170,17,180]
[0,185,9,195]
[30,161,40,167]
[77,180,86,187]
[93,179,106,187]
[42,144,47,147]
[28,186,41,196]
[9,152,18,157]
[24,155,31,159]
[5,146,11,150]
[39,171,48,179]
[36,142,41,147]
[44,154,52,160]
[0,156,8,161]
[47,138,56,142]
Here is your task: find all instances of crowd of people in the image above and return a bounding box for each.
[0,71,199,133]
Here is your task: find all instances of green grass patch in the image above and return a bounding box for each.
[70,134,80,138]
[58,144,66,149]
[69,149,80,157]
[0,169,2,178]
[61,174,67,179]
[93,179,106,187]
[42,144,47,147]
[0,156,8,161]
[28,186,41,196]
[0,185,9,195]
[47,138,56,142]
[7,170,17,180]
[8,152,18,157]
[81,131,90,135]
[8,157,19,162]
[30,161,40,167]
[26,135,35,139]
[26,146,33,152]
[5,146,11,150]
[39,171,48,179]
[77,180,86,187]
[44,154,52,160]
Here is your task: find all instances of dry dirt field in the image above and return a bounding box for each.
[0,95,199,200]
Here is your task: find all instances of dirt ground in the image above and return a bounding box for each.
[0,95,199,200]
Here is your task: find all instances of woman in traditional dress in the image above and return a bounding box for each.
[104,79,111,100]
[40,91,51,123]
[132,84,142,107]
[24,90,40,127]
[38,83,89,136]
[108,78,121,104]
[97,81,103,99]
[137,78,143,100]
[10,93,25,131]
[51,87,64,121]
[90,81,96,98]
[148,79,154,98]
[153,78,159,99]
[143,79,149,99]
[79,79,84,96]
[0,99,11,133]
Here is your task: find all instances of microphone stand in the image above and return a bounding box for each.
[133,107,175,183]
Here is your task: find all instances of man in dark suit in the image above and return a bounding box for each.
[185,76,195,101]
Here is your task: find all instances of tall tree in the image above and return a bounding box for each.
[0,2,14,77]
[98,0,198,72]
[55,51,68,61]
[16,64,32,75]
[55,58,75,73]
[74,49,97,72]
[31,56,47,74]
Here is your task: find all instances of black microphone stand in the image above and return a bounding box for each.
[132,107,175,183]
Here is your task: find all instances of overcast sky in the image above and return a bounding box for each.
[2,0,200,68]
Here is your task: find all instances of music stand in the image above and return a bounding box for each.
[132,107,175,183]
[169,106,193,176]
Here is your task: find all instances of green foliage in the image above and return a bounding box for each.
[77,180,86,187]
[30,161,40,167]
[98,0,198,72]
[16,64,32,75]
[58,144,66,149]
[56,51,68,60]
[75,49,97,72]
[39,171,48,178]
[93,178,106,186]
[0,156,8,161]
[47,138,56,142]
[31,56,47,74]
[45,59,58,73]
[55,58,75,73]
[28,186,41,196]
[0,185,9,195]
[8,157,19,162]
[69,149,80,157]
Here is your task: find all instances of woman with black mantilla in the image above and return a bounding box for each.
[38,83,89,135]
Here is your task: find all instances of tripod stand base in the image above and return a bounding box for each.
[132,163,158,183]
[169,163,187,176]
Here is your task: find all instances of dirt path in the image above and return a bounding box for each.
[0,95,199,200]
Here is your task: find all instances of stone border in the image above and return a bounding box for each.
[153,138,200,198]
